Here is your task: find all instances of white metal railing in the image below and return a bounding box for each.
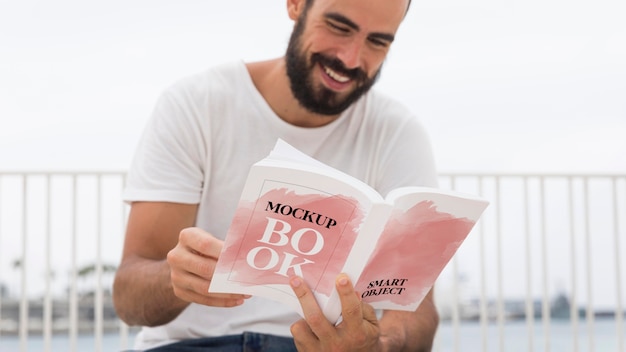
[435,174,625,352]
[0,172,624,352]
[0,172,131,352]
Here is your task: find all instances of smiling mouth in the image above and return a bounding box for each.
[323,65,351,83]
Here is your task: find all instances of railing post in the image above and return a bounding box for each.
[523,176,535,352]
[583,178,595,352]
[95,175,103,352]
[568,177,580,352]
[478,176,488,352]
[119,173,130,350]
[69,175,78,352]
[44,175,52,352]
[611,177,624,352]
[19,175,28,352]
[449,176,460,352]
[495,176,505,352]
[539,177,550,352]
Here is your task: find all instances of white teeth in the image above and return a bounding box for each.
[324,66,350,83]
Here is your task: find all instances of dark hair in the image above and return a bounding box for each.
[305,0,411,13]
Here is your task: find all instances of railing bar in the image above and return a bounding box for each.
[19,175,28,352]
[95,176,104,352]
[568,177,579,352]
[448,176,460,352]
[539,177,550,352]
[0,171,128,176]
[44,175,52,352]
[523,176,534,352]
[3,171,626,178]
[495,176,505,352]
[0,176,3,342]
[612,177,624,351]
[69,176,78,352]
[119,174,130,350]
[583,178,595,352]
[441,172,626,178]
[477,176,488,352]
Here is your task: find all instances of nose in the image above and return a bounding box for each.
[336,39,364,70]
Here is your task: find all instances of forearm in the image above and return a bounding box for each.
[379,291,439,352]
[113,256,189,326]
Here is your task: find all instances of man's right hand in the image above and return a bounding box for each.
[167,227,250,307]
[113,202,248,327]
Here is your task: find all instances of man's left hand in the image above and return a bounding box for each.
[290,273,383,351]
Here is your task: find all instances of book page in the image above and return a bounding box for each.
[262,139,384,202]
[354,189,488,311]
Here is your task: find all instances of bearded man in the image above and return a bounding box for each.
[113,0,439,350]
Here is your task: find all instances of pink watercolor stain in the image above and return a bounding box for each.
[218,186,365,296]
[355,200,476,307]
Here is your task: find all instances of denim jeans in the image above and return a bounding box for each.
[144,331,297,352]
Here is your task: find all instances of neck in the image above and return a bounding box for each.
[246,57,341,128]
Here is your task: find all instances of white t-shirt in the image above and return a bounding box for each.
[124,60,438,350]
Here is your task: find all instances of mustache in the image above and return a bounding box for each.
[311,53,368,82]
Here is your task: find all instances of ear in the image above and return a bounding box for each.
[287,0,306,20]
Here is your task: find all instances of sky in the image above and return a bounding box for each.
[1,0,624,174]
[0,0,625,311]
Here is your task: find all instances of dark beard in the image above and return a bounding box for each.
[285,11,381,116]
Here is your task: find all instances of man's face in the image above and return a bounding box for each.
[286,0,407,116]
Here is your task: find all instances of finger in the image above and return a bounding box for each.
[171,266,249,305]
[168,239,221,281]
[179,227,223,259]
[361,301,379,326]
[168,244,250,305]
[175,286,247,307]
[290,276,334,338]
[170,263,210,294]
[335,273,364,329]
[167,247,209,281]
[290,319,318,348]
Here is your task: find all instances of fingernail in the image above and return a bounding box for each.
[290,277,302,288]
[338,276,349,286]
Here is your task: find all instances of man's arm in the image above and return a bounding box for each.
[378,290,439,352]
[112,201,247,326]
[113,202,196,326]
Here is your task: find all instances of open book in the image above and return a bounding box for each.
[209,139,489,323]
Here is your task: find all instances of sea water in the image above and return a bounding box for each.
[0,319,623,351]
[0,330,138,352]
[434,318,624,352]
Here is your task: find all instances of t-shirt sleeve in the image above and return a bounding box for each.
[123,84,209,204]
